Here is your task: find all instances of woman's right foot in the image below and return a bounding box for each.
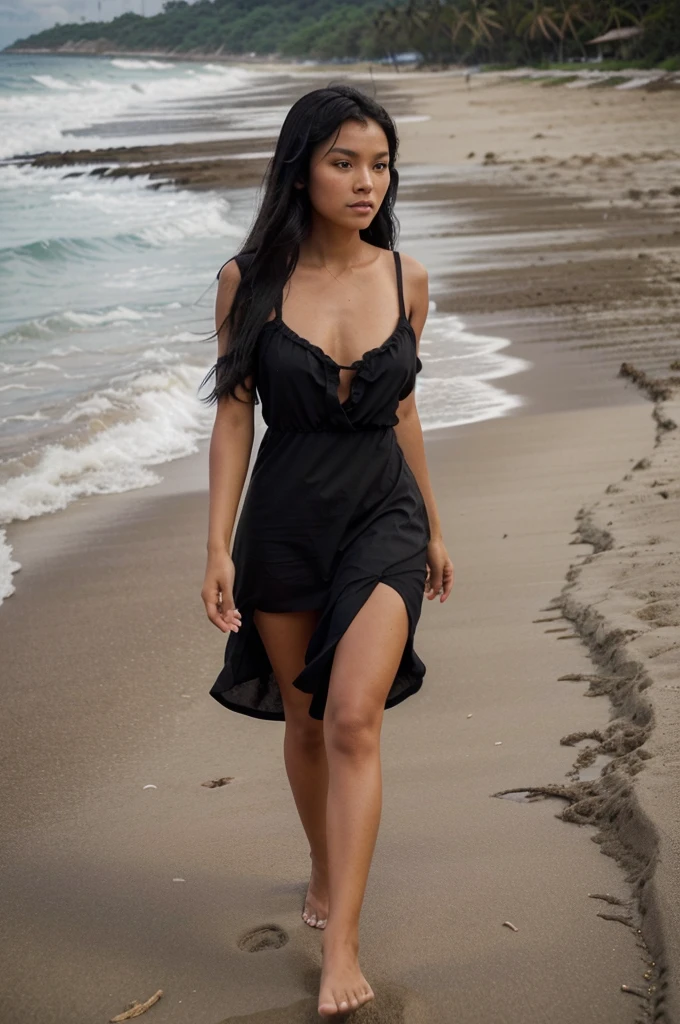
[317,937,374,1017]
[302,856,329,929]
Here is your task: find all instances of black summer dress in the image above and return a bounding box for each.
[209,249,431,721]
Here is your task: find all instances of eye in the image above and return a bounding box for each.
[374,162,389,171]
[334,160,351,169]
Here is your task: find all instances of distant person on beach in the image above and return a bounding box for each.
[200,83,454,1018]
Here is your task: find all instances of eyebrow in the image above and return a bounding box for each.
[329,147,390,159]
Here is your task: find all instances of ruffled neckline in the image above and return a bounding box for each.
[267,315,415,370]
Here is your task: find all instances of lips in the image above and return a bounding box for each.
[349,202,373,210]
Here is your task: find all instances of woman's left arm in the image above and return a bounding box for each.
[394,254,454,603]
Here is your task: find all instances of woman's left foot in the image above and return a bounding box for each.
[302,856,329,929]
[317,937,374,1017]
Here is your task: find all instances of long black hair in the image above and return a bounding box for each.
[199,82,400,406]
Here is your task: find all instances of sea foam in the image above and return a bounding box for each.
[0,360,214,602]
[0,59,259,159]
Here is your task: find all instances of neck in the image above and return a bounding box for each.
[299,217,366,272]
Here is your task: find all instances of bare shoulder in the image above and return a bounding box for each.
[216,256,242,307]
[397,250,428,286]
[215,257,242,331]
[397,250,428,326]
[215,257,243,357]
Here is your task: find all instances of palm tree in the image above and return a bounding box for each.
[518,0,564,58]
[557,0,588,59]
[440,3,471,53]
[493,0,531,62]
[463,0,503,44]
[404,0,427,36]
[442,0,502,60]
[403,0,451,65]
[495,0,528,38]
[604,4,643,30]
[372,3,403,70]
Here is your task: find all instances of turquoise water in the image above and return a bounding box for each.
[0,54,529,602]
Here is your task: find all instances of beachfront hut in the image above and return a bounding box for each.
[586,26,643,61]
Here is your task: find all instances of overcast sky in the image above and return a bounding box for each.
[0,0,175,51]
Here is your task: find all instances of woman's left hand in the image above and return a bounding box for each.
[425,538,454,603]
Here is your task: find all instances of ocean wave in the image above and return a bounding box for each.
[420,314,530,381]
[59,393,116,423]
[49,344,84,356]
[417,376,525,431]
[0,162,69,192]
[110,58,175,70]
[0,360,212,530]
[2,234,111,266]
[0,360,62,374]
[2,207,242,267]
[0,308,149,344]
[64,306,150,326]
[0,61,259,159]
[202,63,242,74]
[30,74,71,90]
[0,529,21,603]
[411,312,530,430]
[0,358,213,604]
[137,207,243,245]
[138,345,182,364]
[0,410,47,423]
[0,359,213,603]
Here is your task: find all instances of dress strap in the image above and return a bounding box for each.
[393,250,407,320]
[217,252,283,319]
[216,256,233,281]
[216,251,255,281]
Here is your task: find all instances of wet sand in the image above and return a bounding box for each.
[2,71,680,1022]
[0,397,659,1024]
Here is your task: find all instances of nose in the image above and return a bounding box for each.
[354,164,374,192]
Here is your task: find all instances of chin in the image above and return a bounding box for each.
[343,212,376,227]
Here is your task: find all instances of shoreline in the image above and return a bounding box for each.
[5,47,680,83]
[2,62,680,1022]
[5,157,669,602]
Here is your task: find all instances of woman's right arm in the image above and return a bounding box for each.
[201,258,255,634]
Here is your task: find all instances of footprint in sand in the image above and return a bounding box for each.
[237,924,289,953]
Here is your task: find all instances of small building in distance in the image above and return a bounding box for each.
[586,26,643,61]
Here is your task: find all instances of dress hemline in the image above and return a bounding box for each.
[209,675,424,723]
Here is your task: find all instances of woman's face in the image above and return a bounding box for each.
[305,117,392,230]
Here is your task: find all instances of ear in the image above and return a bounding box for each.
[293,179,305,190]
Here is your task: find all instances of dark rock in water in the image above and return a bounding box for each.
[21,138,275,191]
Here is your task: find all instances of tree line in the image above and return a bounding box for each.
[6,0,679,66]
[375,0,679,67]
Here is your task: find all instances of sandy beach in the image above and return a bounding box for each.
[2,67,680,1023]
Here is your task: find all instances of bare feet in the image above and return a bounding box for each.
[302,856,329,930]
[317,936,374,1017]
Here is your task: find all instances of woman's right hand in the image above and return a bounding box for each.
[202,550,242,634]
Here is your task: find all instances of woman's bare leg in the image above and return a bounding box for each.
[253,607,330,928]
[318,582,409,1017]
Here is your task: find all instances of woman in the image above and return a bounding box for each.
[200,83,454,1018]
